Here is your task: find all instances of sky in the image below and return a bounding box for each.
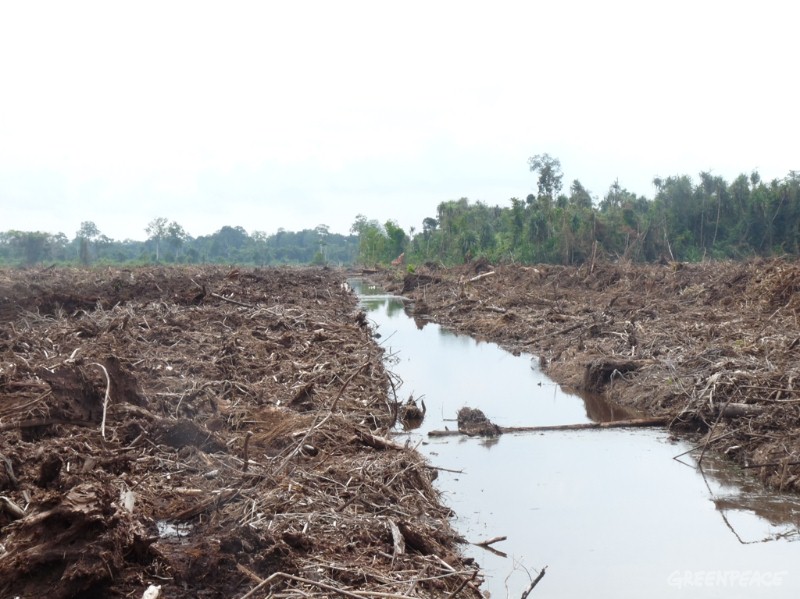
[1,0,798,241]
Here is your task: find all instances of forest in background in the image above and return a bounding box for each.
[0,222,358,267]
[3,155,799,268]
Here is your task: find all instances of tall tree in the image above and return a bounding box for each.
[528,153,564,207]
[383,220,407,261]
[569,179,593,209]
[166,221,188,262]
[146,217,168,262]
[77,221,100,241]
[76,221,101,265]
[351,215,386,265]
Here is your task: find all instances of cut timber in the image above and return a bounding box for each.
[428,416,669,437]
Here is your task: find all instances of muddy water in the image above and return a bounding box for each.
[352,281,800,598]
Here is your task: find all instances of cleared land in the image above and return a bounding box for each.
[0,267,482,598]
[381,258,800,493]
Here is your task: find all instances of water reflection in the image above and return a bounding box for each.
[351,279,800,598]
[685,451,800,544]
[356,282,628,429]
[397,396,425,430]
[581,389,637,421]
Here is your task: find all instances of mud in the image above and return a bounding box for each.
[0,266,482,598]
[378,258,800,493]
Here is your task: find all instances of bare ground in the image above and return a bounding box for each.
[378,258,800,493]
[0,266,482,598]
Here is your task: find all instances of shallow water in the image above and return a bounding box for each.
[353,281,800,598]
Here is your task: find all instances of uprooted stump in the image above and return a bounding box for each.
[0,483,150,599]
[399,396,426,429]
[457,407,501,437]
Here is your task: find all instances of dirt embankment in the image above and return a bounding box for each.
[380,258,800,492]
[0,267,482,598]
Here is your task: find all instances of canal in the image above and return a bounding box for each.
[353,280,800,598]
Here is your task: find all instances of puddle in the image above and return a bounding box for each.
[353,280,800,598]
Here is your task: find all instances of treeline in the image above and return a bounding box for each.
[0,221,359,267]
[5,156,799,268]
[354,156,800,267]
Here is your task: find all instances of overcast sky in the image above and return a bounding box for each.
[1,0,797,241]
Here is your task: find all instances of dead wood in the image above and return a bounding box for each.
[374,258,800,494]
[429,416,670,437]
[717,403,766,418]
[468,271,495,283]
[0,266,482,599]
[474,535,506,547]
[457,407,501,437]
[520,566,547,598]
[353,429,406,451]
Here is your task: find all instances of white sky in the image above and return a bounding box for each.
[1,0,797,241]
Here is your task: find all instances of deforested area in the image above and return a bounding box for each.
[382,258,800,493]
[0,266,482,598]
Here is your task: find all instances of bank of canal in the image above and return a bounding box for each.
[353,280,800,598]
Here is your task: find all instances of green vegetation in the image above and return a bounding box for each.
[355,158,800,267]
[0,223,358,267]
[3,157,799,268]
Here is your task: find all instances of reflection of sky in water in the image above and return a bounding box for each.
[352,280,800,599]
[360,292,594,431]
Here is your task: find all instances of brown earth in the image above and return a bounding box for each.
[0,266,482,598]
[378,258,800,493]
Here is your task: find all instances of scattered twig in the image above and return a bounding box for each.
[237,568,422,599]
[741,460,800,469]
[468,271,495,283]
[211,292,255,308]
[0,418,95,433]
[445,570,479,599]
[520,566,547,598]
[330,360,371,412]
[241,431,253,473]
[90,362,111,440]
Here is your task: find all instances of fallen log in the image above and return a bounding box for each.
[717,403,766,419]
[428,416,670,437]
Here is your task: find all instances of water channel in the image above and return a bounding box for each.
[351,280,800,598]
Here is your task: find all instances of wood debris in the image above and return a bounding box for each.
[0,266,482,598]
[379,258,800,493]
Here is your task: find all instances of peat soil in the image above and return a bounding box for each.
[379,258,800,493]
[0,266,482,598]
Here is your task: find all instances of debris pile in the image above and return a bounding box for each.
[0,266,482,598]
[457,408,501,437]
[382,258,800,492]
